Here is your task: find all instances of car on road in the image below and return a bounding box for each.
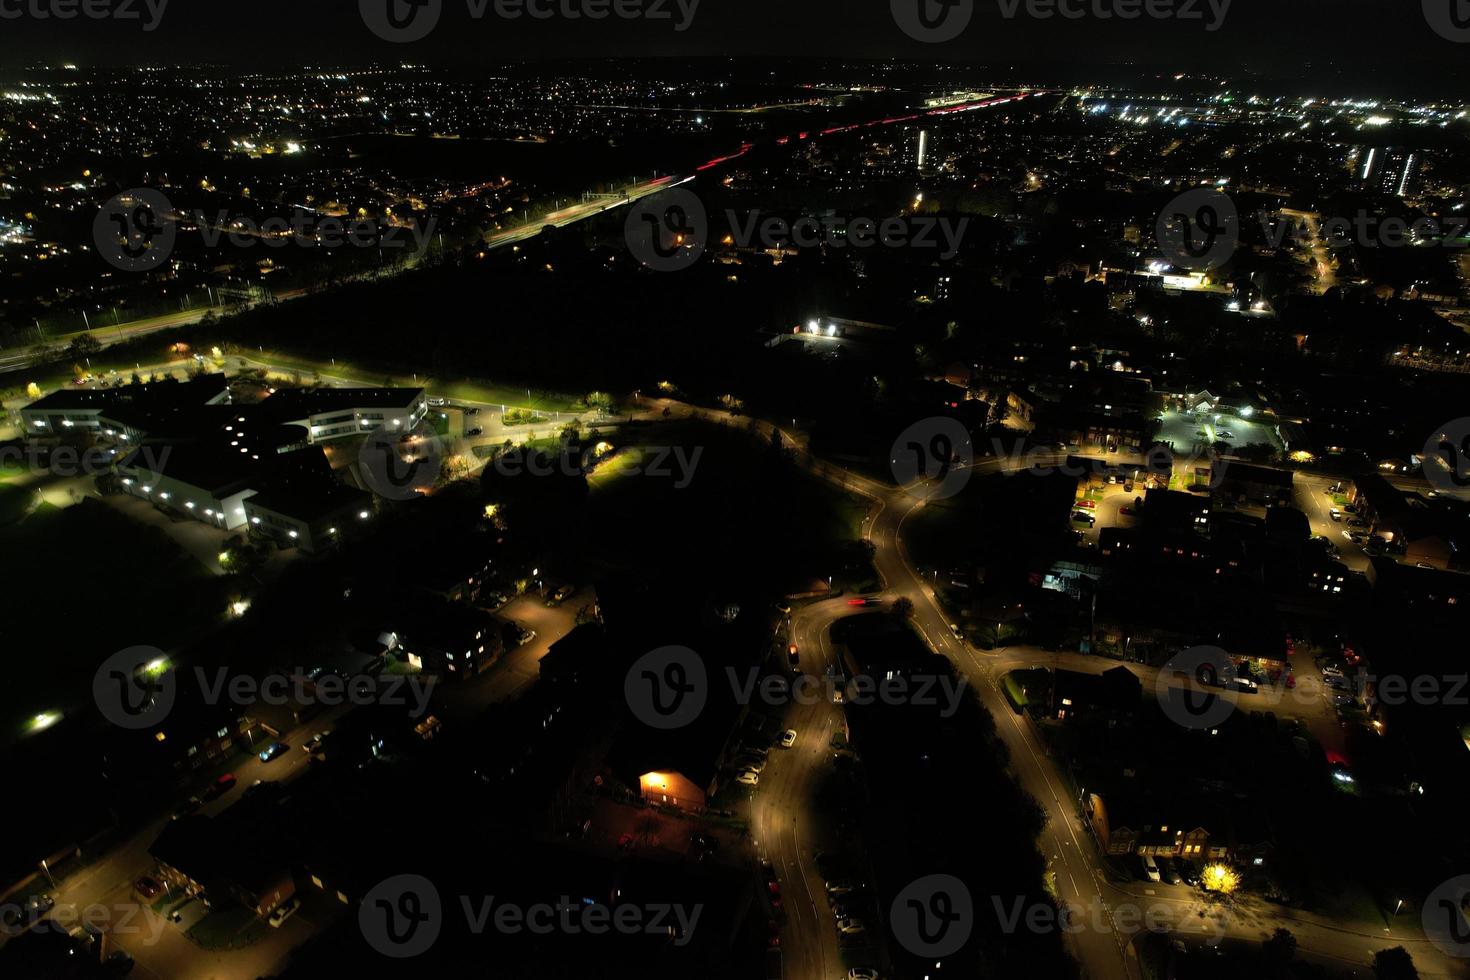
[847,596,883,607]
[786,644,800,670]
[1141,855,1162,882]
[1232,676,1258,693]
[837,918,866,936]
[736,771,759,787]
[1329,509,1343,522]
[303,733,327,755]
[779,729,797,748]
[133,876,163,901]
[1217,430,1234,440]
[767,880,782,910]
[466,427,483,436]
[173,796,203,820]
[204,772,237,799]
[268,896,301,928]
[258,742,289,763]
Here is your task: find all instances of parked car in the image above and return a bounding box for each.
[838,918,866,936]
[848,969,881,980]
[258,742,289,763]
[736,771,759,787]
[825,880,857,899]
[268,896,301,928]
[1332,694,1354,707]
[767,880,783,910]
[1177,859,1201,886]
[466,427,483,436]
[787,645,800,670]
[1141,855,1162,882]
[691,833,719,855]
[205,772,237,799]
[1162,860,1182,885]
[133,876,163,901]
[1074,499,1096,509]
[1072,511,1096,526]
[173,796,203,819]
[780,729,797,748]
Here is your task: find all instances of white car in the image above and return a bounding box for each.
[837,917,866,936]
[735,771,759,787]
[849,969,881,980]
[780,729,797,748]
[1141,855,1162,882]
[268,897,301,928]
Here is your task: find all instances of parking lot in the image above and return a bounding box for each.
[1155,410,1280,457]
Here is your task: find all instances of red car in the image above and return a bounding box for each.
[767,880,782,910]
[1075,499,1096,509]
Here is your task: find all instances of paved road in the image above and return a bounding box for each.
[649,404,1463,980]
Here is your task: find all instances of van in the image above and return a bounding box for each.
[1141,855,1162,882]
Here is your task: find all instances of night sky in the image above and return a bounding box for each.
[0,0,1466,91]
